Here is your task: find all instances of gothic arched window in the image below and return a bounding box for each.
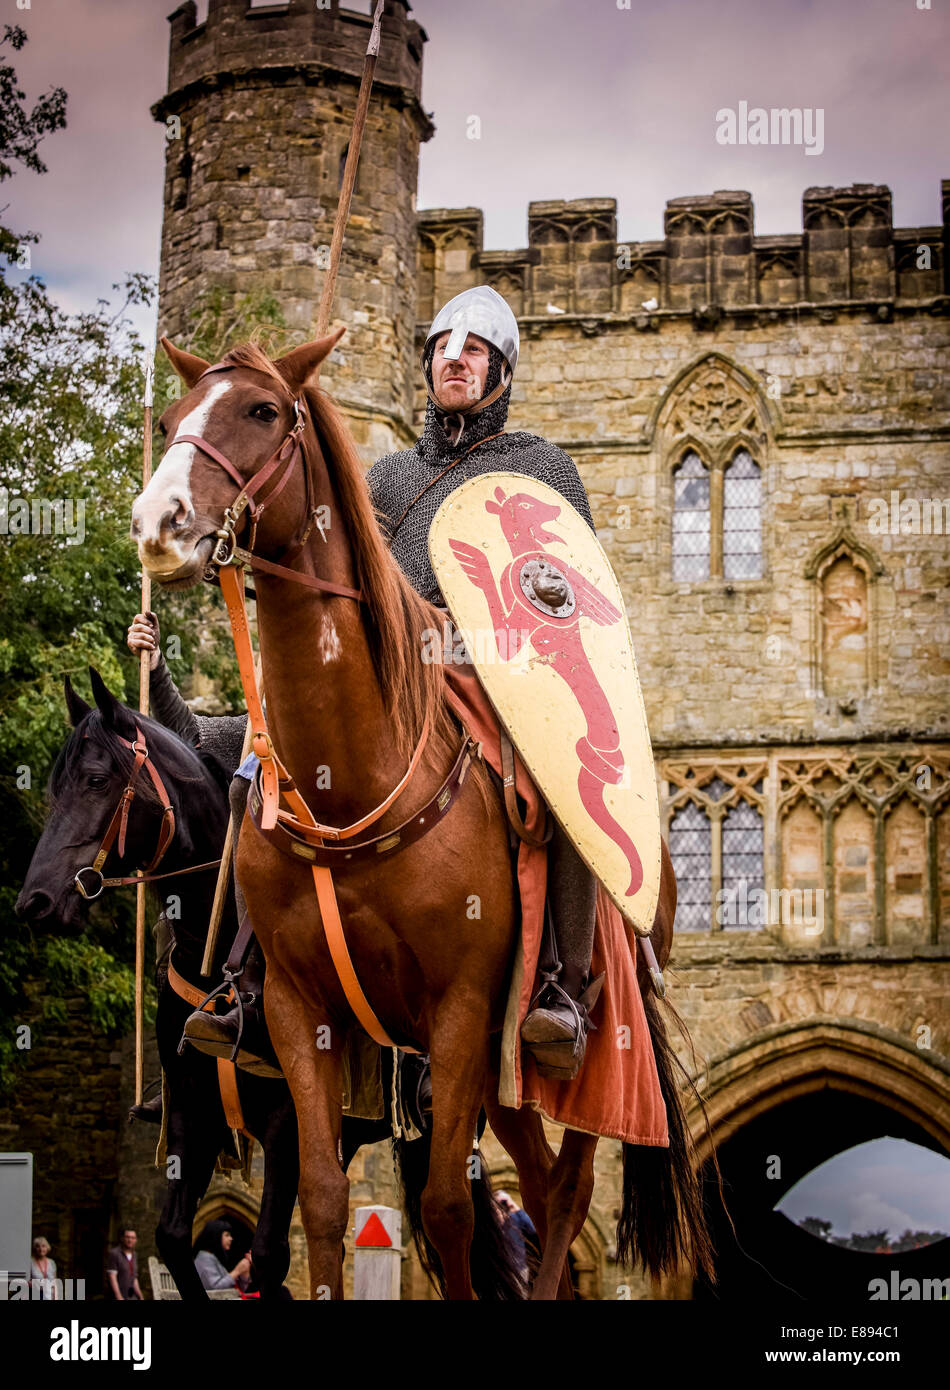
[669,801,712,931]
[672,452,710,581]
[723,449,762,580]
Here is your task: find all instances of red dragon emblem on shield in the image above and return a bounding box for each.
[448,485,643,897]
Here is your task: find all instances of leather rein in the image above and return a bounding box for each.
[73,723,221,900]
[171,363,479,1051]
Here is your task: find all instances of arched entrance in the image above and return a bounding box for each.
[682,1021,950,1300]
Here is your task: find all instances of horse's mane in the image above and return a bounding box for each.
[220,342,458,765]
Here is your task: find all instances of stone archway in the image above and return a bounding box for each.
[657,1020,950,1299]
[690,1018,950,1161]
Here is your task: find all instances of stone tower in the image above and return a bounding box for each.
[151,0,433,458]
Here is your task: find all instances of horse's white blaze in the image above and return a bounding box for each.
[133,380,233,573]
[317,612,342,664]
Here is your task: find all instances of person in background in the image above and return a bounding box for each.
[30,1236,57,1299]
[495,1190,539,1281]
[104,1227,143,1301]
[194,1219,251,1293]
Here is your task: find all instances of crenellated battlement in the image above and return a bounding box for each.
[417,181,949,327]
[159,0,428,128]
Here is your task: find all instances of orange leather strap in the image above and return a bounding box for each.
[310,863,418,1052]
[216,1057,250,1137]
[167,960,208,1009]
[219,564,283,830]
[166,961,253,1138]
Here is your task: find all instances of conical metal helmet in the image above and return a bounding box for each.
[423,284,520,376]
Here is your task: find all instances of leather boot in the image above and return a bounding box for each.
[180,945,283,1080]
[520,966,604,1082]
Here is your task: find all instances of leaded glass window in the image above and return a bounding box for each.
[721,800,766,930]
[672,452,710,581]
[723,450,762,580]
[669,802,712,931]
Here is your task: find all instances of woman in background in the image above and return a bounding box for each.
[30,1236,57,1298]
[193,1219,251,1293]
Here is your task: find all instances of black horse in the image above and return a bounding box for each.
[15,669,396,1300]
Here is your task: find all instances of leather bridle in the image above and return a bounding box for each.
[169,363,361,599]
[73,724,218,899]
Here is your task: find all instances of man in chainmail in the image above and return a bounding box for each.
[367,285,602,1081]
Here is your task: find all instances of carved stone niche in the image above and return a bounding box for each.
[805,531,884,704]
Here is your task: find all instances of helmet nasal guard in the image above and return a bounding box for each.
[423,285,520,422]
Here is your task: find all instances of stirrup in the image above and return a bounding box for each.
[526,970,604,1034]
[176,965,247,1060]
[522,971,605,1079]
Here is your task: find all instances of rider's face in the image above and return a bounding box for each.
[431,333,490,412]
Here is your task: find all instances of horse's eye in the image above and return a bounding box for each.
[251,403,279,423]
[87,775,110,791]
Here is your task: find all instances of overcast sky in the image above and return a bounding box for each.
[777,1137,950,1241]
[7,0,949,335]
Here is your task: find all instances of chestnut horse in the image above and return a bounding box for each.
[132,331,713,1299]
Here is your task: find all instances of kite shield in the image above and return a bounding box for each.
[428,472,661,936]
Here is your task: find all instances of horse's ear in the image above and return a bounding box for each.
[64,676,91,728]
[88,667,131,731]
[160,336,210,389]
[275,325,347,392]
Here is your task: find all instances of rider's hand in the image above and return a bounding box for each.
[127,612,161,671]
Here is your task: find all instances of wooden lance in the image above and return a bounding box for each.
[314,0,385,338]
[134,350,154,1108]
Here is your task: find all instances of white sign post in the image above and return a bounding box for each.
[353,1205,402,1300]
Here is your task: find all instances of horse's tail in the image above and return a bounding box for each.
[616,987,718,1288]
[393,1129,527,1300]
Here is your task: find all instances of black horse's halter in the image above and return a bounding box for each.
[73,725,223,899]
[73,725,177,900]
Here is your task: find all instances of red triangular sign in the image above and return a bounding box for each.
[355,1211,392,1248]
